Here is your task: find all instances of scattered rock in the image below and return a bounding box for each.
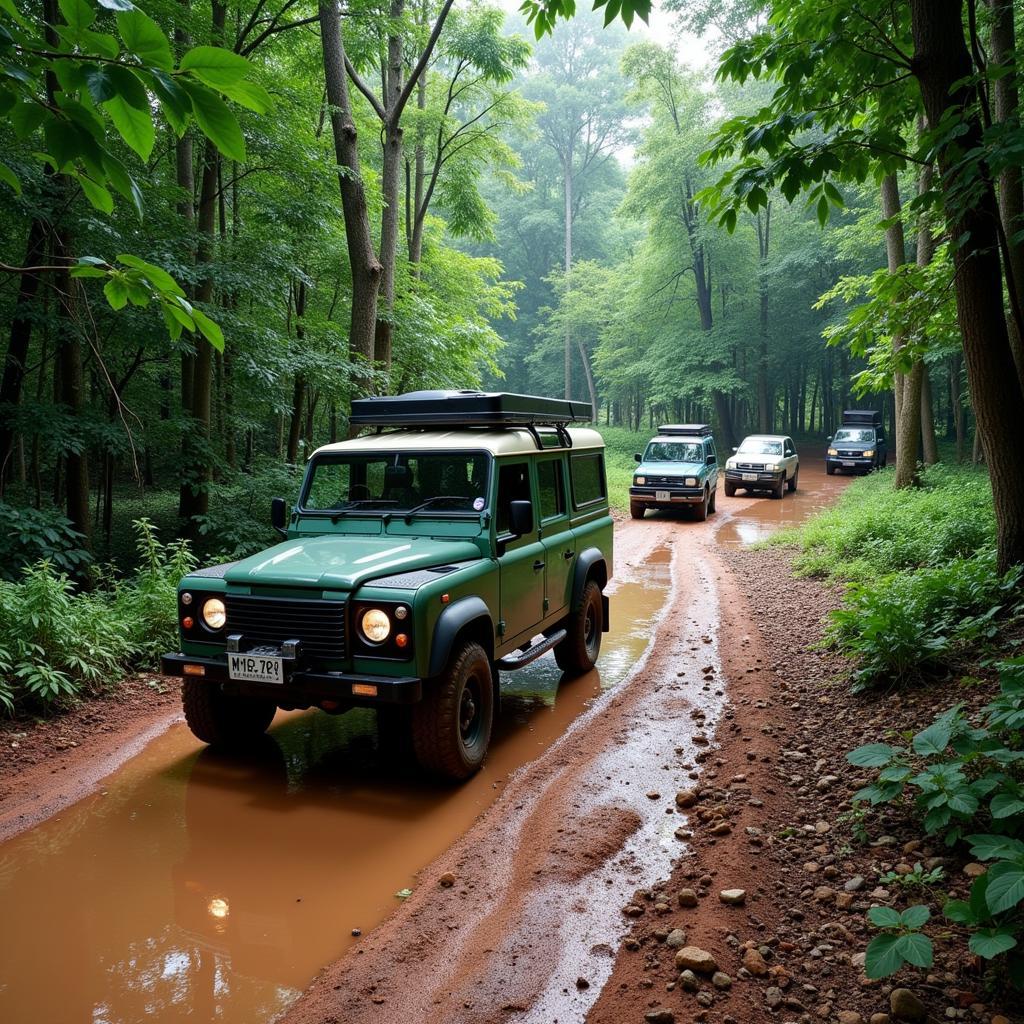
[742,948,769,976]
[575,977,589,990]
[962,863,987,878]
[766,986,784,1009]
[676,789,698,808]
[677,888,698,908]
[869,1015,891,1024]
[711,971,732,990]
[644,1011,675,1024]
[719,888,746,905]
[837,1013,863,1024]
[696,991,714,1007]
[439,872,456,888]
[675,946,718,974]
[666,928,687,948]
[844,876,865,892]
[678,970,699,992]
[890,988,927,1022]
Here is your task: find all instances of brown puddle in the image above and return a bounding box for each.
[0,556,670,1024]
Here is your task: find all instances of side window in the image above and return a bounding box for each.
[496,462,531,534]
[570,453,606,508]
[537,459,566,521]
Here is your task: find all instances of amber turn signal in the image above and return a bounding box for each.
[395,633,408,649]
[352,683,378,697]
[183,664,205,676]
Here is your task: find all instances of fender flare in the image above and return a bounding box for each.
[427,595,494,678]
[571,547,609,624]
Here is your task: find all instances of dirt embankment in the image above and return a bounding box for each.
[0,674,182,842]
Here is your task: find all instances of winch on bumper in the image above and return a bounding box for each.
[161,636,422,707]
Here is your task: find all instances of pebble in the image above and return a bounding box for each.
[711,971,732,990]
[962,863,986,878]
[575,977,589,990]
[742,948,768,976]
[991,1017,1009,1024]
[720,888,746,905]
[439,872,456,888]
[766,986,784,1009]
[677,888,699,908]
[679,970,699,992]
[869,1015,891,1024]
[890,988,927,1022]
[844,876,865,892]
[696,991,714,1007]
[837,1013,863,1024]
[666,928,687,948]
[675,946,718,974]
[644,1011,675,1024]
[675,789,698,808]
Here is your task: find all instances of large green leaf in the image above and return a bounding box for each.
[847,742,899,767]
[78,174,114,213]
[967,834,1024,862]
[183,82,245,162]
[117,254,184,296]
[864,934,905,979]
[867,905,902,928]
[58,0,95,34]
[895,932,933,969]
[149,70,191,133]
[0,161,20,193]
[179,45,250,88]
[116,9,173,70]
[913,720,951,756]
[990,793,1024,820]
[900,905,930,929]
[103,67,153,159]
[985,862,1024,915]
[103,277,129,310]
[190,307,225,351]
[969,929,1017,959]
[217,78,273,115]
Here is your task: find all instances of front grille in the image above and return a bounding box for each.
[736,462,766,471]
[645,474,684,485]
[225,594,346,660]
[837,450,864,458]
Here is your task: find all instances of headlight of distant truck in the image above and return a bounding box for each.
[360,608,391,644]
[202,597,226,631]
[634,476,645,485]
[863,449,875,457]
[828,448,838,456]
[685,476,697,486]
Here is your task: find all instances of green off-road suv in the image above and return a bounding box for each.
[162,391,613,780]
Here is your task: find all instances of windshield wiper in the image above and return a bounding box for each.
[402,496,473,523]
[329,499,398,521]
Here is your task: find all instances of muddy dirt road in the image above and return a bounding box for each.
[0,459,845,1024]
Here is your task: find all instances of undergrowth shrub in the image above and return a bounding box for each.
[0,520,194,714]
[848,659,1024,984]
[0,502,92,580]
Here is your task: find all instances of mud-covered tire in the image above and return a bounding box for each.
[182,679,277,748]
[724,480,737,497]
[629,501,645,520]
[773,477,785,499]
[411,642,493,781]
[826,463,836,476]
[554,578,603,676]
[788,468,798,493]
[708,487,717,513]
[694,488,709,521]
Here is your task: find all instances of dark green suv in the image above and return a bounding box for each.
[162,391,614,780]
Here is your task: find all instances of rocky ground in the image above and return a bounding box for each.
[589,545,1017,1024]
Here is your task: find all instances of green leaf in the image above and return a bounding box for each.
[900,905,930,929]
[103,277,129,310]
[102,153,144,218]
[116,254,184,296]
[816,194,829,226]
[847,743,898,768]
[990,793,1024,819]
[149,70,191,133]
[217,78,273,115]
[943,899,975,924]
[183,82,245,161]
[80,29,121,60]
[895,932,933,969]
[913,721,951,756]
[179,45,250,88]
[969,929,1017,959]
[864,934,905,979]
[78,174,114,213]
[967,834,1024,861]
[84,65,117,104]
[985,862,1024,915]
[58,0,95,33]
[947,790,979,816]
[0,161,21,194]
[103,66,153,159]
[867,905,902,929]
[116,8,173,70]
[191,307,224,351]
[11,101,47,139]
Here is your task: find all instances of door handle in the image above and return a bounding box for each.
[563,550,574,561]
[532,559,545,572]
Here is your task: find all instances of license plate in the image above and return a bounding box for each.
[742,472,758,482]
[229,652,284,684]
[656,490,671,501]
[842,460,855,467]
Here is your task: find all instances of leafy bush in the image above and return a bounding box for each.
[0,502,92,580]
[0,520,194,714]
[848,659,1024,982]
[824,552,1021,689]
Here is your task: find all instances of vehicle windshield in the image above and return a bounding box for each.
[302,452,490,513]
[737,439,783,456]
[834,428,875,444]
[645,441,704,463]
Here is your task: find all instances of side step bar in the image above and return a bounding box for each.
[496,629,566,671]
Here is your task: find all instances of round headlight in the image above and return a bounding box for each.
[635,476,645,485]
[202,597,226,630]
[361,608,391,644]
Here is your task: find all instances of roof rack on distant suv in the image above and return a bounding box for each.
[656,423,713,436]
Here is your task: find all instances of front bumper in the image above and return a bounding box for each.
[724,468,783,485]
[630,486,704,504]
[826,456,874,470]
[161,652,422,705]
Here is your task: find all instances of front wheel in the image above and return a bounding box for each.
[724,481,737,497]
[772,477,785,499]
[787,468,798,493]
[826,463,836,476]
[694,488,709,521]
[411,641,493,781]
[554,579,603,676]
[708,487,717,513]
[629,501,645,520]
[182,679,277,748]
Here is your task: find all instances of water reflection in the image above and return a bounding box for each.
[0,560,669,1024]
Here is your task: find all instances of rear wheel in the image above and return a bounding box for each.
[554,579,603,676]
[182,679,277,748]
[629,501,645,520]
[724,480,737,497]
[694,488,709,521]
[788,468,798,493]
[412,641,493,781]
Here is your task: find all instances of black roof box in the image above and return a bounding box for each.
[842,409,882,427]
[349,390,593,428]
[657,423,713,437]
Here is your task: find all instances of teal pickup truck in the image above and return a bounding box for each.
[629,424,719,521]
[162,391,614,780]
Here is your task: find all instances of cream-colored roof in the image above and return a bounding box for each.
[311,426,605,460]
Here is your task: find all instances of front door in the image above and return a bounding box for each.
[495,461,545,644]
[536,456,573,617]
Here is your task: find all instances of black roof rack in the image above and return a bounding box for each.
[349,390,593,450]
[841,409,882,426]
[657,423,713,437]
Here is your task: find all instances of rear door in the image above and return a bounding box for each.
[537,455,573,618]
[495,460,545,644]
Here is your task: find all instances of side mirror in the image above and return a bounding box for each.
[508,500,534,537]
[705,454,716,465]
[634,453,642,463]
[826,435,832,442]
[271,496,288,537]
[731,447,738,454]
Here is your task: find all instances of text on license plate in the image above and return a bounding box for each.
[229,653,284,684]
[655,490,671,501]
[842,460,855,467]
[741,472,758,481]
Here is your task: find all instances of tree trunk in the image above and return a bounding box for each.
[756,206,771,432]
[987,0,1024,390]
[563,150,573,400]
[911,0,1024,571]
[950,354,965,461]
[881,173,909,454]
[920,366,939,464]
[319,0,382,386]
